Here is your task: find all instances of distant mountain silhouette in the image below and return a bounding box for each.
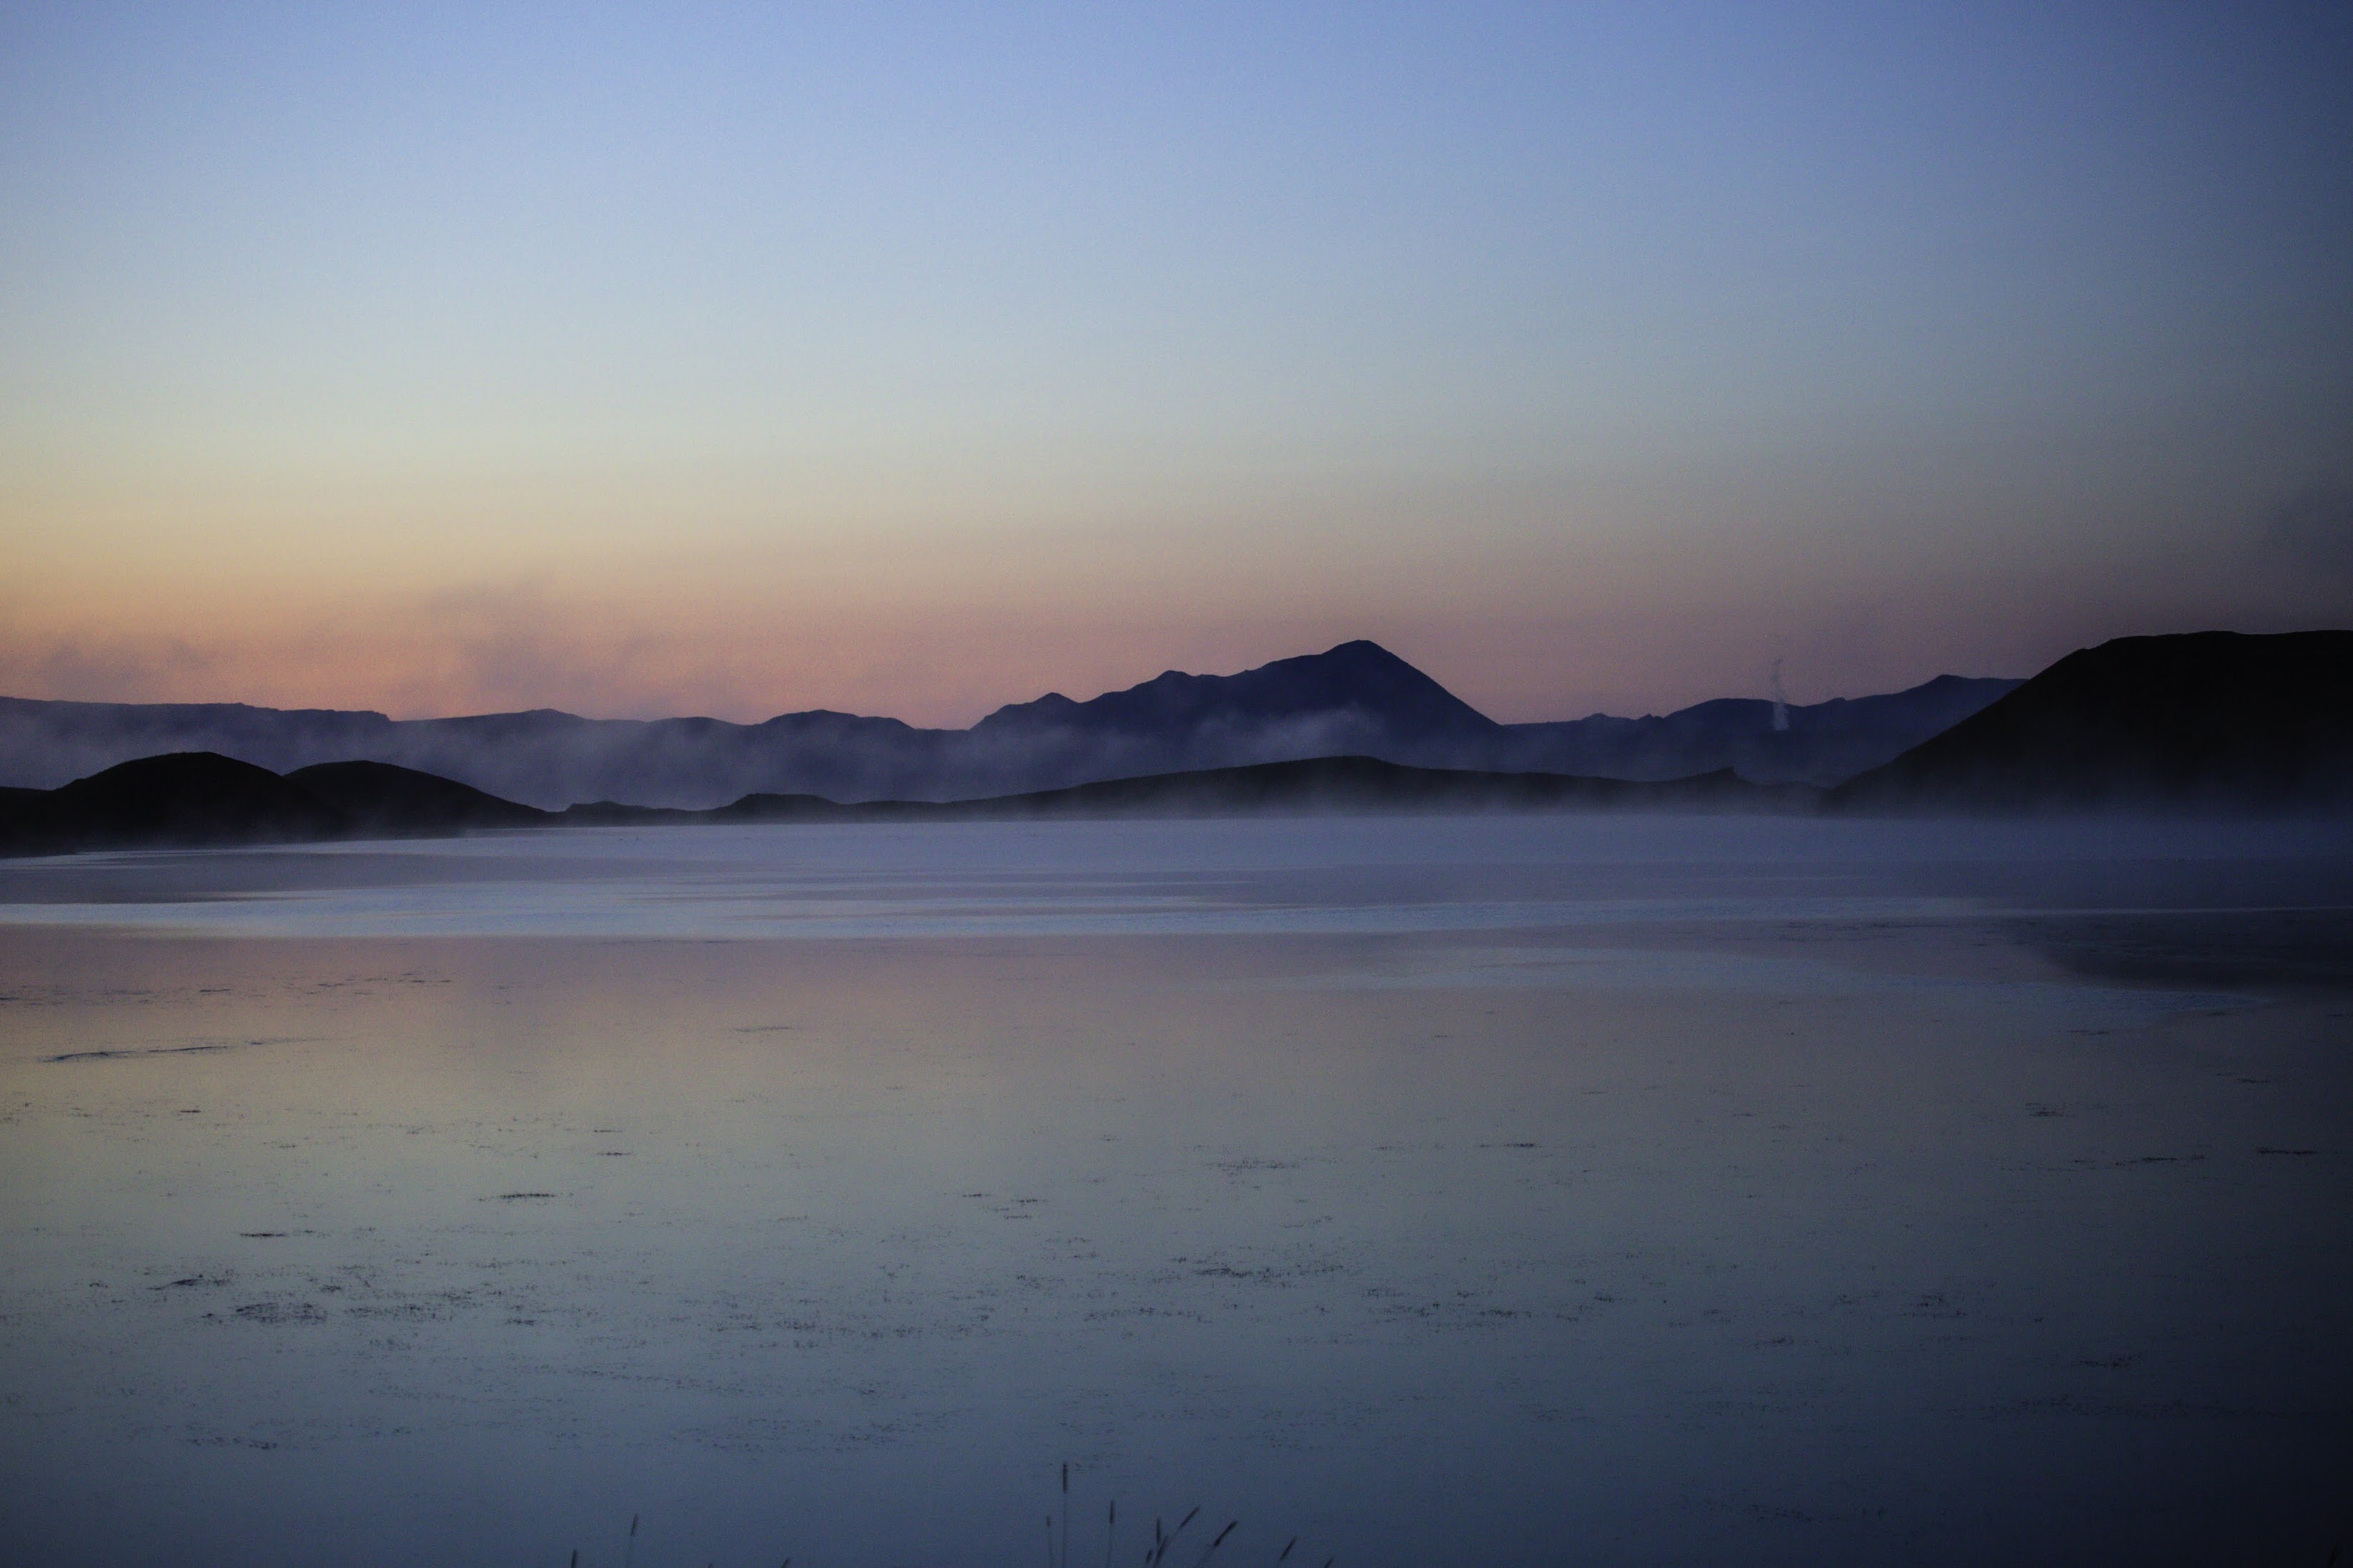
[1492,672,2017,785]
[0,642,2017,808]
[1833,631,2353,811]
[2,750,1810,856]
[9,624,2346,858]
[977,639,1500,746]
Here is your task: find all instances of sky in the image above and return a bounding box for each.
[3,2,2349,725]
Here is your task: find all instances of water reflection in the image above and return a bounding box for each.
[0,818,2348,1565]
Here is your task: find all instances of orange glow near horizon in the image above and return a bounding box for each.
[5,9,2347,726]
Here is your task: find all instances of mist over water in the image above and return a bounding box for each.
[1,815,2349,1565]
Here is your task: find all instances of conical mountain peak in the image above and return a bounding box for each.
[973,640,1499,741]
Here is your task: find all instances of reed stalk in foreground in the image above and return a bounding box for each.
[1152,1504,1201,1565]
[1188,1518,1237,1567]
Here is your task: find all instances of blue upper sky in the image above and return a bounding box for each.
[3,3,2347,722]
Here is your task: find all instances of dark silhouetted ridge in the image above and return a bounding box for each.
[0,752,348,855]
[286,760,551,833]
[1833,630,2353,811]
[633,756,1814,822]
[1,747,1820,856]
[926,755,1795,816]
[0,753,557,856]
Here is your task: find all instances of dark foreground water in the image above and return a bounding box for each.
[1,816,2349,1566]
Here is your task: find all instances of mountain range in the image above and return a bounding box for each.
[1,630,2346,856]
[0,641,2016,809]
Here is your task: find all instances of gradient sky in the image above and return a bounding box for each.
[4,2,2349,724]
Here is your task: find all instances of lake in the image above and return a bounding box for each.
[1,815,2349,1565]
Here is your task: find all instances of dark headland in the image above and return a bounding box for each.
[1,629,2346,856]
[1830,629,2353,811]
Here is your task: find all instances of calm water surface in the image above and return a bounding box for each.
[1,816,2349,1566]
